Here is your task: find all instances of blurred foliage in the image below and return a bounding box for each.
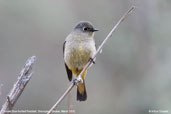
[0,0,171,114]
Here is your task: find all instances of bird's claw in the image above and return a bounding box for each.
[72,78,78,86]
[72,77,83,86]
[77,77,83,84]
[89,58,95,64]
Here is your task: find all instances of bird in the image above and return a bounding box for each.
[63,21,98,101]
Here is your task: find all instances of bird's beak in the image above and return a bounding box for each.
[92,29,99,32]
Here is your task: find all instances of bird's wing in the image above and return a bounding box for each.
[63,41,72,81]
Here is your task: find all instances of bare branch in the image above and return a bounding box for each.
[48,84,74,114]
[47,6,135,114]
[0,56,36,114]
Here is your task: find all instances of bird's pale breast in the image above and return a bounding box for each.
[64,37,96,71]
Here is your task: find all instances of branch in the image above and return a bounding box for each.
[0,56,36,114]
[47,6,135,114]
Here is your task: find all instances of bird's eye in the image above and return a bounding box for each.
[83,27,88,31]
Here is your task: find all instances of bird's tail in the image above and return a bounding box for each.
[76,70,87,101]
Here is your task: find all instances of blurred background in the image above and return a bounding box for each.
[0,0,171,114]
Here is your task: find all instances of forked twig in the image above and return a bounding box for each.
[47,6,135,114]
[0,56,36,114]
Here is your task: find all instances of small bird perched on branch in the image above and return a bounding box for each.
[63,21,98,101]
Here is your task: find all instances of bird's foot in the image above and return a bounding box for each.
[77,76,83,84]
[89,58,95,64]
[72,78,77,86]
[73,77,83,86]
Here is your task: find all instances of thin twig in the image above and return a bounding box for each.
[47,6,135,114]
[0,56,36,114]
[48,84,74,114]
